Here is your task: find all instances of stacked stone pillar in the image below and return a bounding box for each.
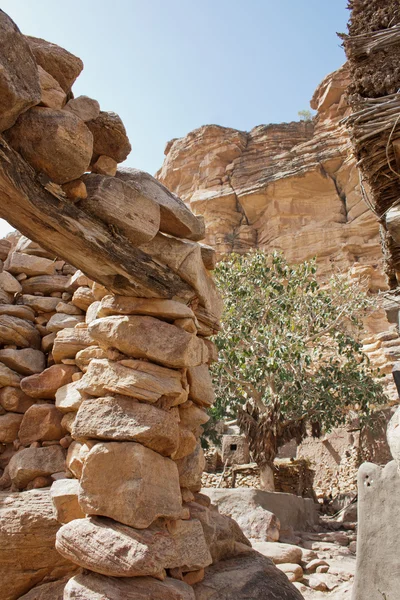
[53,276,221,597]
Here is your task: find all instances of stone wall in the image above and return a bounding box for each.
[0,9,303,600]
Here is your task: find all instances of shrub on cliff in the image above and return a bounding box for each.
[210,251,388,483]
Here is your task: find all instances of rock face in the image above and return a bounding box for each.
[158,65,377,279]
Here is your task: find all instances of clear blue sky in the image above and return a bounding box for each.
[0,0,349,237]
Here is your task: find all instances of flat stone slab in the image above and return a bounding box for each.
[352,460,400,600]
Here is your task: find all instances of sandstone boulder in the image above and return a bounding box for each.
[0,289,13,304]
[0,412,23,443]
[0,362,22,387]
[91,155,117,176]
[52,327,95,362]
[0,270,22,293]
[188,500,243,564]
[79,442,182,528]
[55,381,83,413]
[72,286,95,310]
[0,314,41,348]
[0,386,35,412]
[140,233,222,318]
[168,518,212,572]
[175,443,205,492]
[37,65,66,109]
[171,426,197,460]
[86,111,131,163]
[6,107,93,184]
[64,95,100,121]
[0,11,40,133]
[187,364,215,407]
[179,403,210,431]
[6,251,56,277]
[0,303,35,321]
[21,364,79,399]
[66,440,94,479]
[62,179,87,201]
[193,551,303,599]
[27,36,83,93]
[80,173,160,246]
[89,316,208,368]
[64,572,195,600]
[199,244,217,270]
[19,403,65,445]
[74,346,107,371]
[0,489,76,600]
[117,168,205,241]
[56,516,176,577]
[85,300,101,324]
[21,275,73,295]
[17,578,68,600]
[8,445,66,489]
[77,358,187,404]
[50,478,85,524]
[203,489,281,542]
[0,348,45,375]
[0,238,11,260]
[277,563,304,583]
[21,294,60,313]
[251,541,303,565]
[72,396,180,456]
[46,313,85,333]
[14,236,55,258]
[56,301,83,316]
[99,295,196,320]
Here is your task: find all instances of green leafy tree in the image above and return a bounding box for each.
[210,251,388,486]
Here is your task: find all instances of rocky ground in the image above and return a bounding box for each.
[253,519,356,599]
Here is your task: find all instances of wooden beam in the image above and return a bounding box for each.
[0,137,196,301]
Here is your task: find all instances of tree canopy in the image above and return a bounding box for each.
[209,251,388,467]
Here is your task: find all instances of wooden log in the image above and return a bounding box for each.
[0,137,196,301]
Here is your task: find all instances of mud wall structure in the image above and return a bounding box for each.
[0,9,304,600]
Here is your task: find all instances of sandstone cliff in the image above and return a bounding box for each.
[158,64,400,396]
[158,65,385,288]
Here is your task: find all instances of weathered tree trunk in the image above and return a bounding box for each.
[260,465,275,492]
[0,137,196,301]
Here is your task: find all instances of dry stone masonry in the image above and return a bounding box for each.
[0,9,303,600]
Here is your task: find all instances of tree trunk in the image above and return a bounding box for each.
[0,137,196,301]
[260,464,275,492]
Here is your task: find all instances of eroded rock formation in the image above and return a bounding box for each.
[158,66,382,280]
